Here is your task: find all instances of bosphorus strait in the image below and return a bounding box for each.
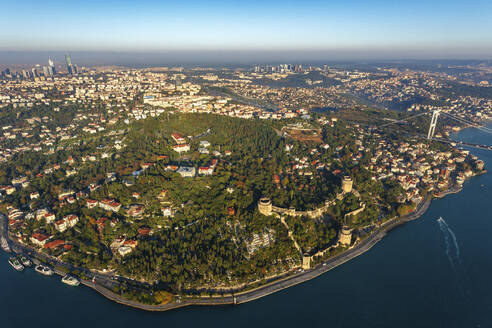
[1,124,491,328]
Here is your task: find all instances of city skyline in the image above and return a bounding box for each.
[1,0,491,60]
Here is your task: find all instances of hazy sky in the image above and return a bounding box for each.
[1,0,491,60]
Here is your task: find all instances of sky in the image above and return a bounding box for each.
[1,0,491,62]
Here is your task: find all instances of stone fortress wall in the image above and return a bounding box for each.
[259,176,363,269]
[259,176,361,220]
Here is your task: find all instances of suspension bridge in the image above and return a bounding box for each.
[380,110,492,151]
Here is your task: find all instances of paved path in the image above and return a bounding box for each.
[279,216,301,253]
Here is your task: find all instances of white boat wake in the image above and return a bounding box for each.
[437,217,454,268]
[437,217,461,267]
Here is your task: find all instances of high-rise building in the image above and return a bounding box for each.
[43,66,49,77]
[175,75,182,89]
[1,68,12,78]
[48,58,56,75]
[65,53,73,74]
[65,53,72,66]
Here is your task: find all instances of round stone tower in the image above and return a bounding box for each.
[341,175,353,193]
[338,225,353,246]
[258,197,273,216]
[302,254,311,270]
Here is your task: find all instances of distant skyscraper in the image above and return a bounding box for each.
[65,53,73,74]
[48,58,56,75]
[43,66,49,77]
[65,53,72,66]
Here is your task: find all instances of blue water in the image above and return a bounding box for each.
[2,125,491,328]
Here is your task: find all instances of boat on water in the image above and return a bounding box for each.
[19,255,32,267]
[8,257,24,271]
[35,264,54,276]
[61,275,80,286]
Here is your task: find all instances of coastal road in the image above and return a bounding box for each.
[234,196,431,305]
[79,196,433,312]
[0,196,432,312]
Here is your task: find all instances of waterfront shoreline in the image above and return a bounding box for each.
[0,167,482,312]
[81,195,434,312]
[0,191,435,312]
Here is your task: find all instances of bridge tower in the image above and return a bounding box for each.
[427,110,440,140]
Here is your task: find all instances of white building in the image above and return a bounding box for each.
[177,166,196,177]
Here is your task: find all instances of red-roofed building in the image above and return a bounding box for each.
[54,214,79,232]
[127,204,144,217]
[165,165,178,171]
[30,232,52,246]
[96,217,109,232]
[99,199,121,212]
[138,227,152,236]
[171,133,186,144]
[123,239,138,248]
[158,189,168,200]
[141,162,153,170]
[86,199,98,208]
[43,239,65,249]
[172,144,190,153]
[8,218,23,227]
[198,166,214,176]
